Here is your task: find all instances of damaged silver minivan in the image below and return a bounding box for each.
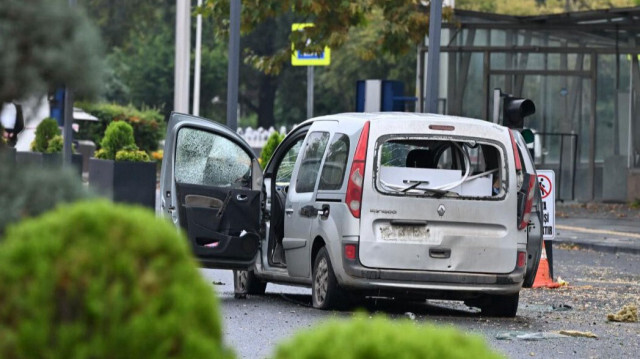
[159,112,543,317]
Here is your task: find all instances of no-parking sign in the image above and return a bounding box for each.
[537,170,555,239]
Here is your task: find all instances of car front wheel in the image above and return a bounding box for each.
[233,269,267,298]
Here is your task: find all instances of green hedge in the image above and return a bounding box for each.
[76,102,164,153]
[274,314,503,359]
[0,200,233,358]
[260,132,285,169]
[0,164,90,236]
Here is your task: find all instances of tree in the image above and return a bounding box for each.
[200,0,446,128]
[0,0,104,103]
[456,0,638,15]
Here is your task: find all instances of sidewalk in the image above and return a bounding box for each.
[554,203,640,255]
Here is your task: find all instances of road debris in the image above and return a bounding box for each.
[557,276,569,286]
[552,303,573,312]
[496,331,568,341]
[557,330,598,338]
[607,304,638,322]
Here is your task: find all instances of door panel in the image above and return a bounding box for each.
[283,128,332,277]
[160,113,262,270]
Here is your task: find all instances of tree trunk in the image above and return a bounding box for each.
[256,74,278,129]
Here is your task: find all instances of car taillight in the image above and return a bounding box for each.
[518,175,537,230]
[344,244,356,260]
[346,121,370,218]
[509,130,522,171]
[517,251,527,268]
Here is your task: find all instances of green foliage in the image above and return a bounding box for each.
[260,132,285,168]
[0,200,233,358]
[115,148,151,162]
[76,102,164,153]
[31,118,61,153]
[0,164,91,236]
[45,135,64,154]
[0,123,6,147]
[274,314,503,359]
[0,0,104,103]
[100,121,136,160]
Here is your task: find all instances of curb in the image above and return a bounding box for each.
[554,240,640,256]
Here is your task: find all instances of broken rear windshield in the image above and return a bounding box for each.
[375,137,505,199]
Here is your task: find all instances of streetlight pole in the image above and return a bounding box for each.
[63,0,78,166]
[226,0,241,131]
[193,0,203,116]
[174,0,191,113]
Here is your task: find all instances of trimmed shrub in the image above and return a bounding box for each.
[76,102,164,153]
[45,134,64,153]
[116,148,151,162]
[99,121,136,160]
[260,132,285,168]
[0,200,233,358]
[0,164,90,236]
[31,118,60,152]
[273,314,503,359]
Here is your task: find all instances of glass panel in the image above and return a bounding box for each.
[295,131,329,193]
[319,134,350,190]
[175,127,252,188]
[275,139,304,185]
[377,138,503,199]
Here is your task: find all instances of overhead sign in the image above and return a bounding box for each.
[537,170,555,240]
[291,23,331,66]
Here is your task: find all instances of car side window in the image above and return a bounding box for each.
[295,131,329,193]
[275,138,304,185]
[175,127,252,188]
[318,133,350,190]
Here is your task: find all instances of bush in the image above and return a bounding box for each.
[0,200,233,358]
[99,121,136,160]
[45,135,64,153]
[115,148,151,162]
[31,118,60,152]
[273,314,503,359]
[260,132,285,168]
[0,164,90,236]
[76,102,164,153]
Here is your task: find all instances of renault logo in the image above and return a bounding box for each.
[437,204,446,217]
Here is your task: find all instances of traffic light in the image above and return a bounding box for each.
[503,95,535,129]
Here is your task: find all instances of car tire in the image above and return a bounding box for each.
[233,269,267,299]
[312,247,345,310]
[480,292,519,317]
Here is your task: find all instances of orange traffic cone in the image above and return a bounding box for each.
[533,244,561,288]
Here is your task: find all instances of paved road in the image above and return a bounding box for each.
[202,247,640,359]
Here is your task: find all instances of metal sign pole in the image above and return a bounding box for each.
[307,66,314,119]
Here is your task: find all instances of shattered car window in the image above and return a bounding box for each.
[175,127,252,188]
[377,138,504,198]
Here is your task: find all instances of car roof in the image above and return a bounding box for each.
[292,112,505,132]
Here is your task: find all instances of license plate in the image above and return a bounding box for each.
[379,225,441,245]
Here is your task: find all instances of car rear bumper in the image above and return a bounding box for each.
[339,246,524,295]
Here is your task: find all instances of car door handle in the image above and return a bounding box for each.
[285,208,294,215]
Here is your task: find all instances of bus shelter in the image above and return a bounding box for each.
[418,7,640,201]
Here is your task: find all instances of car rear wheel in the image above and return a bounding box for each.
[312,247,345,310]
[233,269,267,298]
[480,292,519,317]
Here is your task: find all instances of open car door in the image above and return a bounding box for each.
[160,113,263,270]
